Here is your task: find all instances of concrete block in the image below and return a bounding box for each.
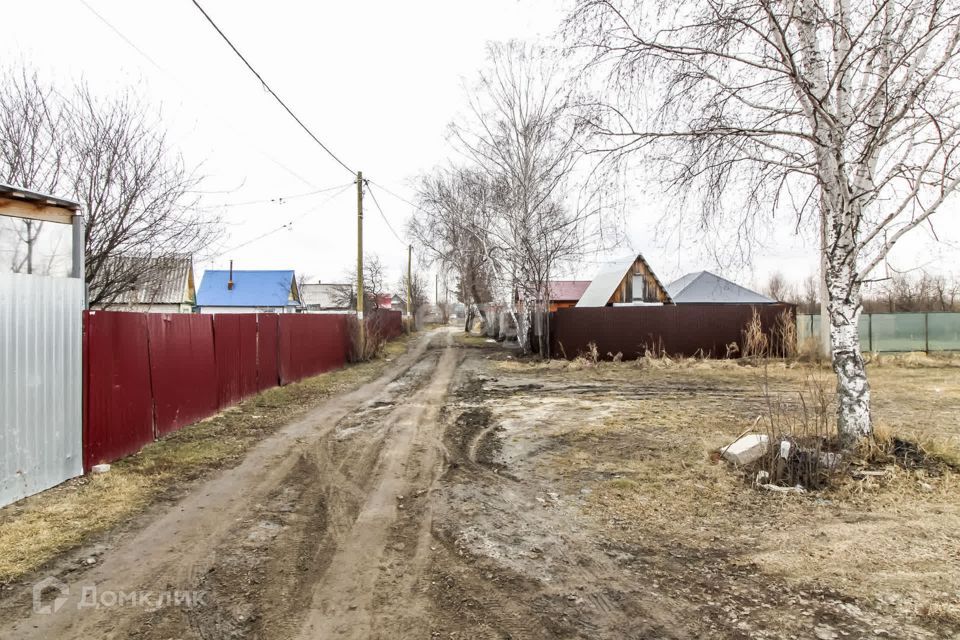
[721,434,769,466]
[91,463,111,474]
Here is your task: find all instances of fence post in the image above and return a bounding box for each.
[925,312,929,354]
[868,313,873,353]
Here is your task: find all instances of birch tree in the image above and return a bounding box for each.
[567,0,960,444]
[450,41,607,353]
[410,167,497,331]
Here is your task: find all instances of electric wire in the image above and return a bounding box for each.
[85,0,413,255]
[191,0,355,176]
[367,180,426,214]
[205,182,353,209]
[79,0,318,189]
[365,184,406,245]
[208,182,353,260]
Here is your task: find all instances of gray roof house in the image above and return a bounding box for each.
[666,271,774,304]
[300,282,353,312]
[94,255,197,313]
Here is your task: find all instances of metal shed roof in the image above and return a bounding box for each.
[666,271,774,304]
[107,255,195,305]
[576,255,672,307]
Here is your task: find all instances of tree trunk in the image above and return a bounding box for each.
[825,244,872,446]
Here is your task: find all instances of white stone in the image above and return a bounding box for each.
[91,464,111,474]
[721,434,769,466]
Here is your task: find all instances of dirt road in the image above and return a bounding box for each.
[1,329,951,638]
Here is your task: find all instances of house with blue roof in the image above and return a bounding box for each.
[196,265,302,314]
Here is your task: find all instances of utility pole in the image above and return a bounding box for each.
[406,243,413,323]
[356,171,364,354]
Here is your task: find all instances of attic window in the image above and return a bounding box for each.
[632,274,652,302]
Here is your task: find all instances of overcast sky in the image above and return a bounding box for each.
[4,0,959,294]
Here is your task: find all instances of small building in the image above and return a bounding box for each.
[300,281,353,313]
[94,255,196,313]
[547,280,591,311]
[197,268,301,314]
[576,255,673,307]
[667,271,774,304]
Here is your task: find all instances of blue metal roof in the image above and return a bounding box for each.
[197,270,299,307]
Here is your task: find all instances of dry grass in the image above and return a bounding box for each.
[0,334,415,584]
[485,356,960,630]
[453,331,498,349]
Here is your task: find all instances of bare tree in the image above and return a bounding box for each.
[863,271,960,312]
[801,273,820,314]
[410,167,497,331]
[395,269,430,318]
[0,66,220,302]
[567,0,960,444]
[333,253,389,312]
[0,68,66,274]
[764,272,791,302]
[420,41,612,353]
[69,84,220,307]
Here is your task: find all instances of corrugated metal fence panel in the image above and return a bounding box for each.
[256,314,280,392]
[551,304,794,359]
[147,314,218,436]
[213,314,259,409]
[83,310,154,471]
[0,273,84,507]
[278,314,350,384]
[367,309,403,341]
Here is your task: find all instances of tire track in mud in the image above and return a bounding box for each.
[0,330,448,640]
[295,334,458,639]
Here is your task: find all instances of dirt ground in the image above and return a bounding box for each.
[0,328,957,639]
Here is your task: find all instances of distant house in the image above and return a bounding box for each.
[300,282,352,313]
[576,255,673,307]
[547,280,591,311]
[666,271,774,304]
[197,268,301,314]
[95,255,196,313]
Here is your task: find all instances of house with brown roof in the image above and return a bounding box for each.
[546,280,592,311]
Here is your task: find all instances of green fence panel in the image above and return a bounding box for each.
[927,313,960,351]
[796,314,871,350]
[867,313,926,352]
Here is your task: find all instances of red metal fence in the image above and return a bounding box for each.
[549,304,795,360]
[367,308,404,341]
[278,314,351,384]
[83,311,357,470]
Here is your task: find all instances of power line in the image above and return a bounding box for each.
[367,180,426,213]
[80,0,164,70]
[79,0,319,189]
[205,182,353,209]
[209,182,353,260]
[366,184,406,245]
[191,0,355,176]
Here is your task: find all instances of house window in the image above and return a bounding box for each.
[632,275,650,302]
